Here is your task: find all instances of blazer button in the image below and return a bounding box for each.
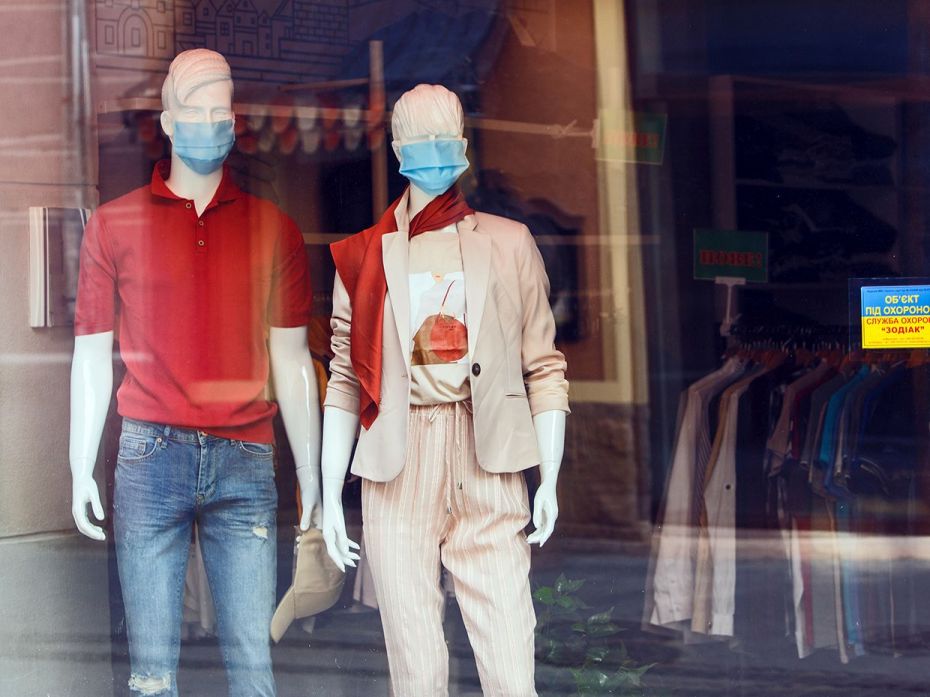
[471,363,481,377]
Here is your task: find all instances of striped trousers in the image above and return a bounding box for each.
[363,400,538,697]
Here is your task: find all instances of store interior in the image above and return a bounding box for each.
[3,1,930,695]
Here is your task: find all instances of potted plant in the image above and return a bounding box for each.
[534,574,658,696]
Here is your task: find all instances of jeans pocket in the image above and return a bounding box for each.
[117,433,159,463]
[238,440,274,459]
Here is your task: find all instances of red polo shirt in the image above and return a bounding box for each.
[74,161,311,443]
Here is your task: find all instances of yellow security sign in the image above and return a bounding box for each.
[861,285,930,349]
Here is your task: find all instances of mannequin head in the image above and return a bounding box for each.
[160,49,235,176]
[391,84,468,197]
[391,84,464,151]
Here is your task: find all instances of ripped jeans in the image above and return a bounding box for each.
[113,418,277,697]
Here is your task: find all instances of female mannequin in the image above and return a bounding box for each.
[321,84,569,697]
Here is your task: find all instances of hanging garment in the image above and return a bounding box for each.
[647,348,930,663]
[648,358,746,628]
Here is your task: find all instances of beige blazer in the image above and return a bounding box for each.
[324,193,569,482]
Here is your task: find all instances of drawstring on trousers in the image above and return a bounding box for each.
[421,400,472,515]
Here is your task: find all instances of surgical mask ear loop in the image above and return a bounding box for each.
[394,134,467,158]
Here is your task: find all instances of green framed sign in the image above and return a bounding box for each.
[598,110,667,165]
[693,228,768,283]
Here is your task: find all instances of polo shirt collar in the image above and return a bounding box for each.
[150,159,240,205]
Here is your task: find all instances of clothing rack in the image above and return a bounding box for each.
[645,339,930,662]
[729,323,848,343]
[729,323,930,365]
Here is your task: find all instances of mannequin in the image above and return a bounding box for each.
[70,49,319,697]
[321,84,569,697]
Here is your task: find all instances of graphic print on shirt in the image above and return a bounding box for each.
[410,271,468,366]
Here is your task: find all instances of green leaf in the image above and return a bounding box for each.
[613,662,656,689]
[556,575,586,594]
[585,645,610,664]
[587,607,616,625]
[572,668,611,690]
[542,637,562,663]
[587,621,622,638]
[534,586,556,606]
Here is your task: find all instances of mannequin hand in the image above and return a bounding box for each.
[526,478,558,547]
[72,474,106,541]
[529,411,564,547]
[321,487,360,572]
[295,464,322,532]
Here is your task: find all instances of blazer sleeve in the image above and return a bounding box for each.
[517,225,570,415]
[322,271,361,414]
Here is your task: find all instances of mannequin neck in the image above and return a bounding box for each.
[165,151,224,216]
[406,183,436,221]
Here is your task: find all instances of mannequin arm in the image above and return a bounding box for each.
[320,271,362,570]
[321,405,361,571]
[515,225,569,546]
[526,410,566,546]
[69,331,114,541]
[323,271,361,412]
[269,326,322,532]
[517,225,570,415]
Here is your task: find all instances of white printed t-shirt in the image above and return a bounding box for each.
[408,224,470,405]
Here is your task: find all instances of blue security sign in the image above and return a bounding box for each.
[860,284,930,348]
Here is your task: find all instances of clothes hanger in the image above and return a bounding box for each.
[794,344,815,368]
[907,348,928,369]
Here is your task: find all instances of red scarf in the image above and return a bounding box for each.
[330,187,474,429]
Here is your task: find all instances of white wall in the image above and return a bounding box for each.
[0,1,99,537]
[0,3,112,695]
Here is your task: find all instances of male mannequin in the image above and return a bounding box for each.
[321,84,569,697]
[70,49,320,697]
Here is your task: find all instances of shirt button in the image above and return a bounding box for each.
[198,220,204,227]
[185,202,192,209]
[198,240,205,247]
[471,363,481,376]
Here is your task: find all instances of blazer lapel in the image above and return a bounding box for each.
[458,214,490,358]
[382,231,411,371]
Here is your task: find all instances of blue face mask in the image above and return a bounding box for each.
[171,119,235,175]
[398,138,468,195]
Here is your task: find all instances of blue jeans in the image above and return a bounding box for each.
[113,418,278,697]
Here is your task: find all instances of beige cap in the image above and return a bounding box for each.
[270,528,345,643]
